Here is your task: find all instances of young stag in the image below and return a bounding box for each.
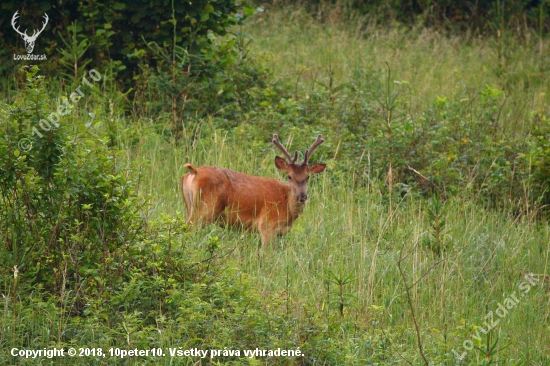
[182,135,326,247]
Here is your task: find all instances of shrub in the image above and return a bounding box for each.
[0,66,144,301]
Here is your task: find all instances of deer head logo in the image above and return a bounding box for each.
[11,11,49,54]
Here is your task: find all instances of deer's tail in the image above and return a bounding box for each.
[184,163,198,175]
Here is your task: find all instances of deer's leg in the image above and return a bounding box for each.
[184,200,198,227]
[185,198,208,227]
[256,225,275,268]
[194,195,227,227]
[259,229,276,249]
[257,215,278,250]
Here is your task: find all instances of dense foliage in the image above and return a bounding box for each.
[267,0,550,32]
[0,66,140,299]
[238,72,550,211]
[1,0,251,78]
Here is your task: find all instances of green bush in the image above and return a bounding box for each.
[0,66,144,300]
[1,0,252,80]
[522,122,550,207]
[132,24,269,135]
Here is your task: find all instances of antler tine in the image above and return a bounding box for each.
[31,13,49,38]
[39,13,49,33]
[303,134,325,164]
[11,11,27,37]
[272,134,297,163]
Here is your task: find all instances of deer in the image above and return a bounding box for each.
[11,11,49,54]
[182,135,326,249]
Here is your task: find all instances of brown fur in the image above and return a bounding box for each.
[182,161,325,248]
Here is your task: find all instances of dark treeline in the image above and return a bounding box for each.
[0,0,245,79]
[268,0,550,33]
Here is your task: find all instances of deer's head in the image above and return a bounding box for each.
[12,11,49,54]
[273,134,326,204]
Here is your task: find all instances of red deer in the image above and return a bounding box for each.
[182,135,326,248]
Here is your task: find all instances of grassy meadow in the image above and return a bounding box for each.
[244,7,550,129]
[123,6,550,363]
[2,3,550,365]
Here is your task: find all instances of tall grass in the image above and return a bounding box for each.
[115,114,550,362]
[244,6,550,134]
[108,7,550,362]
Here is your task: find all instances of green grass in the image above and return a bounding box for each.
[113,115,550,363]
[243,6,550,135]
[116,6,550,363]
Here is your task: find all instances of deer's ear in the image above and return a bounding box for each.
[275,156,289,170]
[307,163,326,174]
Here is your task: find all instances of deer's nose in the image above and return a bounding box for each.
[298,193,308,203]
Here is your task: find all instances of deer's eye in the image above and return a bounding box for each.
[288,176,292,180]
